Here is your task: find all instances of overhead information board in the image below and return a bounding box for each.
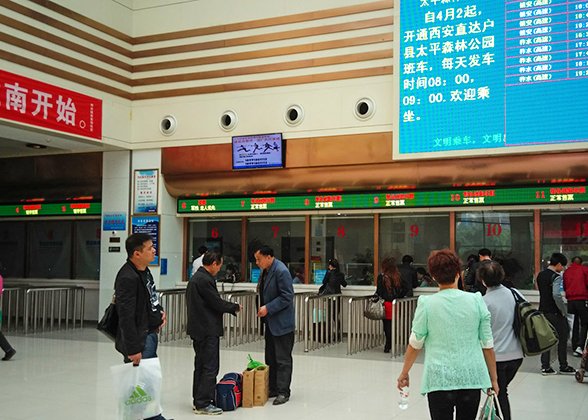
[398,0,588,155]
[0,202,101,217]
[178,185,588,214]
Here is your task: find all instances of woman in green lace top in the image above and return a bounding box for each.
[397,249,498,420]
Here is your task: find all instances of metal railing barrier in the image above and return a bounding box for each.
[23,286,85,335]
[346,295,385,355]
[390,297,418,358]
[304,294,343,352]
[158,289,188,343]
[0,286,27,332]
[224,291,263,347]
[294,292,315,343]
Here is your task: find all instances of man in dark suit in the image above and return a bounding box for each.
[465,248,492,295]
[187,251,241,415]
[398,255,418,297]
[254,245,295,406]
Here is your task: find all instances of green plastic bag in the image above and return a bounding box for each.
[247,354,264,370]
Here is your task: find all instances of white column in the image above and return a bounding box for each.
[131,149,183,290]
[99,150,132,312]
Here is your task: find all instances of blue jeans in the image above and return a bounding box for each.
[143,332,159,359]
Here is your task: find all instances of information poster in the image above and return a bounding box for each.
[134,169,158,214]
[399,0,588,155]
[131,215,160,266]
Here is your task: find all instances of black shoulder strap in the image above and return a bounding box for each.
[510,287,524,304]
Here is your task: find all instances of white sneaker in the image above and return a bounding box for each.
[573,347,583,357]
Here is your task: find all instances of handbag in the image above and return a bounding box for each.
[477,391,503,420]
[97,293,118,342]
[110,357,163,420]
[364,294,385,320]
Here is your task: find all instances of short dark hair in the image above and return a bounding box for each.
[572,256,583,264]
[416,267,427,276]
[550,253,567,267]
[428,249,462,285]
[477,260,505,287]
[126,233,152,258]
[402,255,413,264]
[478,248,492,258]
[202,251,223,266]
[197,246,208,255]
[328,258,340,271]
[257,245,274,257]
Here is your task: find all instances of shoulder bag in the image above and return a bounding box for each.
[97,293,118,342]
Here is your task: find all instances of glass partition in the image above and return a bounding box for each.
[247,216,306,283]
[541,210,588,270]
[189,218,242,281]
[310,215,374,285]
[379,213,450,274]
[456,211,535,289]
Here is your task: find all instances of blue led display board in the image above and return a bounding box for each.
[399,0,588,154]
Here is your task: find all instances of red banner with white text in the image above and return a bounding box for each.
[0,70,102,140]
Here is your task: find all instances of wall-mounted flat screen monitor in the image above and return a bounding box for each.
[232,133,285,170]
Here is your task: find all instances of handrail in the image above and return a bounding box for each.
[303,294,343,352]
[0,286,27,332]
[23,286,85,335]
[390,297,418,358]
[294,292,315,343]
[157,289,188,343]
[224,291,262,347]
[346,295,384,355]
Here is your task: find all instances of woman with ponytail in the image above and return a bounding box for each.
[376,257,410,353]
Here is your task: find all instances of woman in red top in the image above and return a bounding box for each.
[376,258,410,353]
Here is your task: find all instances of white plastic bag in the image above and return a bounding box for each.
[110,358,163,420]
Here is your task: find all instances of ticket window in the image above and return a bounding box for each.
[75,220,101,280]
[0,222,26,278]
[540,211,588,270]
[311,215,374,286]
[189,218,242,281]
[379,213,450,280]
[247,216,305,284]
[456,211,535,289]
[28,221,73,279]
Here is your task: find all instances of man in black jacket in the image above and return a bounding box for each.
[187,251,241,415]
[398,255,418,297]
[115,233,172,420]
[538,252,576,376]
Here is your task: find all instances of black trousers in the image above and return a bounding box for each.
[541,312,569,369]
[193,336,220,409]
[0,331,14,353]
[496,358,523,420]
[569,300,588,350]
[265,329,294,397]
[383,319,391,351]
[427,389,481,420]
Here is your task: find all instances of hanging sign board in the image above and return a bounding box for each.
[0,69,102,140]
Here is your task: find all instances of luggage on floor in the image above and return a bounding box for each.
[215,372,243,411]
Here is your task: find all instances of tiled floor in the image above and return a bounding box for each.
[1,328,588,420]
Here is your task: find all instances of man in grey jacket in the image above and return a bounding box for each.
[255,245,295,406]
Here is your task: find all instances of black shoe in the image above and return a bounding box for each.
[541,367,557,375]
[560,366,576,374]
[273,395,289,405]
[384,348,390,353]
[2,349,16,361]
